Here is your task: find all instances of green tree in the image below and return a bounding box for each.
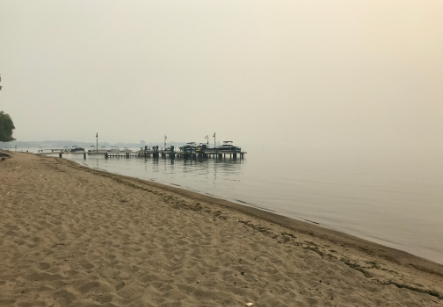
[0,111,15,142]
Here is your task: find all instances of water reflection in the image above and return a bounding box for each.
[65,154,244,194]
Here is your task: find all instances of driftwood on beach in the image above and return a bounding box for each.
[0,150,11,158]
[1,152,442,306]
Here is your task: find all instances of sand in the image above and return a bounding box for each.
[1,151,443,307]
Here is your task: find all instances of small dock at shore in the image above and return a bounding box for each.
[37,149,64,154]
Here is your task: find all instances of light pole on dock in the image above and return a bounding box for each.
[164,135,167,149]
[213,133,216,150]
[96,132,98,153]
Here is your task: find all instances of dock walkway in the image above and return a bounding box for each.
[106,150,246,159]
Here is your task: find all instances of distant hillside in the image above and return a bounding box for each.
[0,140,195,150]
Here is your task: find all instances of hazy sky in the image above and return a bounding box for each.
[1,0,442,148]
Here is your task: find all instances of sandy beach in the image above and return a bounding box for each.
[1,151,442,306]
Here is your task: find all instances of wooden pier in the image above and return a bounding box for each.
[104,149,246,159]
[45,147,247,160]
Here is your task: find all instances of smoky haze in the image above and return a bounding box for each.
[0,0,442,148]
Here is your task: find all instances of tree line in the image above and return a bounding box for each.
[0,111,15,142]
[0,74,16,142]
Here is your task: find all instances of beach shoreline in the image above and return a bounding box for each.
[1,151,443,306]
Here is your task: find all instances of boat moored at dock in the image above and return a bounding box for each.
[215,141,241,152]
[179,142,197,151]
[88,148,108,155]
[121,147,133,153]
[70,146,85,154]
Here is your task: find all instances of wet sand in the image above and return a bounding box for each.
[1,151,443,306]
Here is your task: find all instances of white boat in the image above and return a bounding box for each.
[110,146,120,153]
[88,148,107,155]
[121,147,133,153]
[179,142,197,151]
[215,141,241,152]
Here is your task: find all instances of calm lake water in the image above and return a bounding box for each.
[15,146,443,264]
